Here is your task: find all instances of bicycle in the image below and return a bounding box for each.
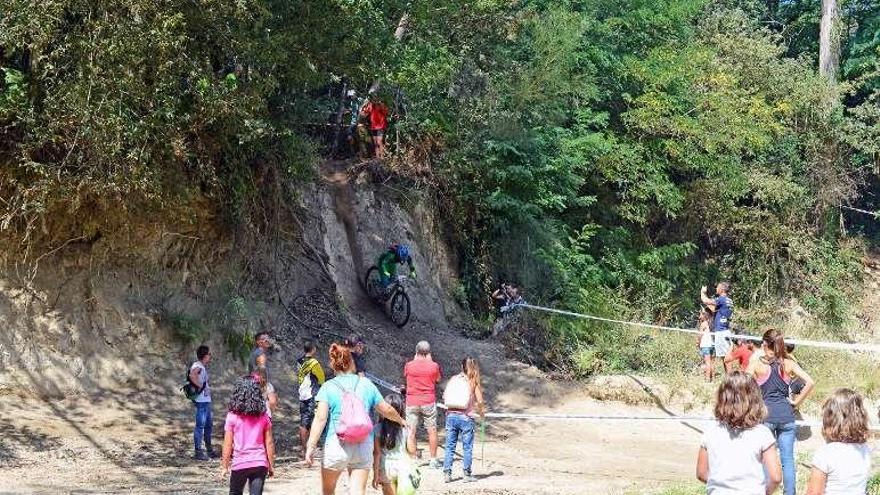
[364,266,411,327]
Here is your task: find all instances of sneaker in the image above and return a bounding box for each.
[444,473,453,484]
[193,450,210,461]
[429,459,441,470]
[206,449,220,459]
[463,474,478,483]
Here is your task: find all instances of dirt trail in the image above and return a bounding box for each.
[0,368,710,495]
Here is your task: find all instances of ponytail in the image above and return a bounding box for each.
[762,328,788,360]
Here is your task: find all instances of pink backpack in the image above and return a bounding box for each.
[332,377,373,443]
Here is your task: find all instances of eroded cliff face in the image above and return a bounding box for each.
[0,162,463,398]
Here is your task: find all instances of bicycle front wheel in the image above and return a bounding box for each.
[390,290,411,327]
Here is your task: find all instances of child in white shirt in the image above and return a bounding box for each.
[806,388,871,495]
[696,371,782,494]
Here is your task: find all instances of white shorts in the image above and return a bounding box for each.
[322,432,374,471]
[714,330,732,358]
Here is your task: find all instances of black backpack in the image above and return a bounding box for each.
[181,366,206,401]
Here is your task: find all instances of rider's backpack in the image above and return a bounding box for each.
[443,373,472,410]
[181,366,205,402]
[332,377,373,443]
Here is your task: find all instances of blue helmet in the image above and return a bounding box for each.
[395,243,410,260]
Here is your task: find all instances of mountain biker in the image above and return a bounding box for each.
[377,243,415,295]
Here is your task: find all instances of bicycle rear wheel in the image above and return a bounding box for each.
[364,266,383,301]
[390,290,411,327]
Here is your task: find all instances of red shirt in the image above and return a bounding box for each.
[364,101,388,131]
[404,359,441,407]
[730,344,753,369]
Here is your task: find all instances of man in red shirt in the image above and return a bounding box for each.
[724,332,754,371]
[360,92,389,159]
[404,340,441,468]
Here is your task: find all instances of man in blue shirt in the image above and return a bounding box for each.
[701,282,734,374]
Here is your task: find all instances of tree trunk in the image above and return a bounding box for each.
[819,0,840,83]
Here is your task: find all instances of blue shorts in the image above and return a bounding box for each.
[700,347,715,357]
[300,398,316,428]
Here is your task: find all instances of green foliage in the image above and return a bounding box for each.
[0,0,394,242]
[212,292,264,363]
[166,312,207,344]
[393,0,867,370]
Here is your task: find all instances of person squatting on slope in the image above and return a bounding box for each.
[697,371,782,494]
[403,341,442,468]
[190,345,217,460]
[747,328,816,495]
[377,243,416,296]
[700,282,734,374]
[442,357,485,484]
[724,330,754,372]
[305,343,407,495]
[805,388,872,495]
[297,340,326,453]
[220,376,275,495]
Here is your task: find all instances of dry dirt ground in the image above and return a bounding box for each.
[0,360,835,495]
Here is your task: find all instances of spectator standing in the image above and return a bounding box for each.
[696,371,782,494]
[697,308,715,382]
[403,341,442,468]
[806,388,872,495]
[442,357,485,484]
[220,377,275,495]
[297,340,326,453]
[305,343,406,495]
[361,92,389,159]
[747,328,816,495]
[190,345,217,460]
[249,332,271,375]
[701,282,734,374]
[345,333,367,377]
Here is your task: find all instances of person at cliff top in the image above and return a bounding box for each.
[377,243,415,290]
[360,91,389,159]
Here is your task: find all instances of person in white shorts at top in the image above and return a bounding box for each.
[701,281,734,374]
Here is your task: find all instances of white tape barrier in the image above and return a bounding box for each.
[841,204,879,217]
[515,303,880,353]
[366,373,880,430]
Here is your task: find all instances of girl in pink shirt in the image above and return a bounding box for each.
[221,377,275,495]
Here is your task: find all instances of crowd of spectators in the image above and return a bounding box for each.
[185,335,485,494]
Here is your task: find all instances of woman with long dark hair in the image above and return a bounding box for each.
[747,328,815,495]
